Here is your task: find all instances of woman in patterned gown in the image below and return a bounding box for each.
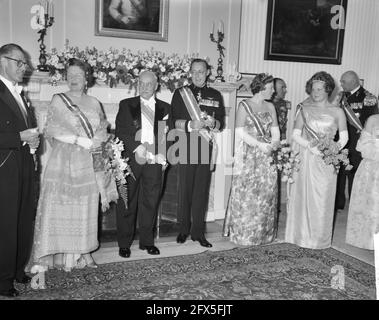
[346,114,379,250]
[285,71,348,249]
[223,73,280,246]
[31,58,118,272]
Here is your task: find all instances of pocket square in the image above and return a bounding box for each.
[163,115,169,120]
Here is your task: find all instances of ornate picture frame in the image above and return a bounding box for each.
[95,0,169,41]
[264,0,348,65]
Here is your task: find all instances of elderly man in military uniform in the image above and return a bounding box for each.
[170,58,225,248]
[335,70,379,210]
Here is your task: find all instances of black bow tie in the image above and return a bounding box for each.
[344,92,351,98]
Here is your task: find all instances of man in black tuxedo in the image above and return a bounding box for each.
[170,59,225,248]
[115,70,171,258]
[0,43,39,297]
[335,71,379,210]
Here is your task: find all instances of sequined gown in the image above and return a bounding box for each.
[285,107,338,249]
[223,105,278,246]
[346,125,379,250]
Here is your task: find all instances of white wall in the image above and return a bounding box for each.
[0,0,242,74]
[239,0,379,107]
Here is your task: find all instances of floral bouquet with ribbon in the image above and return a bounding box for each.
[309,134,352,173]
[97,136,135,209]
[270,140,301,183]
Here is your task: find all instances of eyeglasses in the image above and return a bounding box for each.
[4,56,28,68]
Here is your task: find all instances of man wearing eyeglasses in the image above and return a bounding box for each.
[0,43,40,297]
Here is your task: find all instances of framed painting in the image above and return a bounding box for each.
[95,0,169,41]
[237,73,257,98]
[264,0,348,64]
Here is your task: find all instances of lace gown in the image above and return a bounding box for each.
[223,109,278,246]
[285,107,338,249]
[346,127,379,250]
[31,95,117,272]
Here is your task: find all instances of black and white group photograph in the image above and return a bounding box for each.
[1,0,379,307]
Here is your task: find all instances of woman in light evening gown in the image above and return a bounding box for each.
[31,58,118,272]
[285,71,348,249]
[223,73,280,246]
[346,114,379,250]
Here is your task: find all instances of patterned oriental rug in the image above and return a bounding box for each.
[10,243,375,300]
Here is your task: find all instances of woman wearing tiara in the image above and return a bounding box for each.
[223,73,280,246]
[285,71,348,249]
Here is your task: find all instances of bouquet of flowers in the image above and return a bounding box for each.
[309,134,352,173]
[270,140,301,183]
[46,41,208,91]
[101,136,135,208]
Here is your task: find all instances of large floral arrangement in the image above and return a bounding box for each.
[46,42,204,92]
[309,135,352,173]
[270,140,301,183]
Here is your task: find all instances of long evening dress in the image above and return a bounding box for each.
[31,94,118,271]
[223,102,278,246]
[346,126,379,250]
[285,106,338,249]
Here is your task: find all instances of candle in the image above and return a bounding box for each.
[45,0,48,15]
[219,20,224,34]
[51,1,54,17]
[211,21,214,35]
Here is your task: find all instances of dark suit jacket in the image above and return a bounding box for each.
[0,79,35,169]
[344,86,379,167]
[115,96,172,162]
[170,84,225,164]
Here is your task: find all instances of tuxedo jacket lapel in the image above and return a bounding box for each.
[0,80,27,126]
[129,97,141,130]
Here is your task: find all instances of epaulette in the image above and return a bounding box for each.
[363,90,378,106]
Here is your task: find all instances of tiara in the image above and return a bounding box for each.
[312,79,326,84]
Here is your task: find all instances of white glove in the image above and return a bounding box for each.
[337,130,348,150]
[292,129,310,148]
[76,137,93,150]
[308,145,322,156]
[258,142,272,154]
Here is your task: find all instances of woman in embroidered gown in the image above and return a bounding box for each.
[31,58,118,272]
[223,73,280,246]
[285,71,348,249]
[346,114,379,250]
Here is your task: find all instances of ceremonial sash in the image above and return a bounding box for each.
[298,103,320,142]
[179,87,213,143]
[58,93,105,171]
[57,93,94,139]
[179,87,217,170]
[241,100,270,143]
[340,95,363,132]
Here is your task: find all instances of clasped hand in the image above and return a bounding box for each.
[190,116,216,131]
[20,128,40,149]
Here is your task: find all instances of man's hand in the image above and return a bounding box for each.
[120,15,138,25]
[203,115,216,129]
[20,128,39,144]
[154,153,167,165]
[190,120,206,130]
[135,144,147,160]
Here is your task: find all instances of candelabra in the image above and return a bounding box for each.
[37,14,54,72]
[210,24,226,82]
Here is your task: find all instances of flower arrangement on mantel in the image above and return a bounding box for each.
[46,43,210,92]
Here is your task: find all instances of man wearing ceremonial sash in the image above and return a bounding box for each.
[115,71,171,258]
[170,58,225,248]
[335,71,379,210]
